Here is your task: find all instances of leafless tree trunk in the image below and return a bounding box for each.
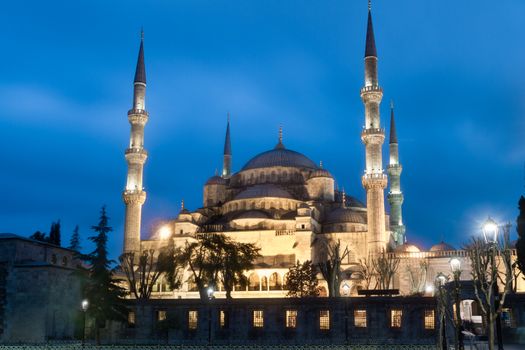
[317,239,349,297]
[372,250,400,290]
[467,236,513,350]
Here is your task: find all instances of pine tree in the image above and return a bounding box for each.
[516,196,525,275]
[69,225,81,251]
[49,220,61,246]
[83,206,126,344]
[285,260,320,298]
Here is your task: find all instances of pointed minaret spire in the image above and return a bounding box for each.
[123,32,149,253]
[390,101,398,144]
[387,100,406,246]
[365,3,377,58]
[134,30,146,84]
[360,2,387,254]
[222,114,232,178]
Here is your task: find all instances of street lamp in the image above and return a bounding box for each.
[482,217,504,350]
[435,274,448,350]
[158,225,172,240]
[81,299,89,347]
[482,217,499,244]
[450,258,463,350]
[207,286,214,345]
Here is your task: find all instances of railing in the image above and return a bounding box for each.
[0,344,436,350]
[360,85,383,93]
[125,148,148,156]
[361,127,385,135]
[127,108,148,115]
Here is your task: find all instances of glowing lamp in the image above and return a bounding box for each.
[450,258,461,273]
[425,284,434,294]
[159,225,172,240]
[207,287,214,299]
[482,217,499,244]
[81,299,89,312]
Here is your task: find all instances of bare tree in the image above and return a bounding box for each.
[372,250,400,290]
[119,244,183,300]
[467,236,513,350]
[407,259,428,295]
[317,239,349,297]
[358,256,375,290]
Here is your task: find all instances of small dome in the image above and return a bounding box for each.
[241,144,318,171]
[234,184,293,200]
[309,169,333,179]
[395,243,421,253]
[205,176,227,185]
[430,241,455,252]
[325,207,367,224]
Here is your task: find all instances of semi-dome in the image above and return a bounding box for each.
[241,143,318,171]
[395,243,421,253]
[309,169,333,179]
[205,175,227,185]
[234,184,293,200]
[430,241,455,252]
[325,207,367,224]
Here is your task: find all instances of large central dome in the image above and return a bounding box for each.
[241,142,318,171]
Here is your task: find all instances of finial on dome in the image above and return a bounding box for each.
[181,199,185,210]
[214,168,218,176]
[320,160,323,168]
[342,188,347,208]
[275,124,285,149]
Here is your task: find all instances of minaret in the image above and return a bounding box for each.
[122,31,148,253]
[360,3,388,254]
[222,114,232,178]
[387,102,406,246]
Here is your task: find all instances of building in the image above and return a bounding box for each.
[0,234,82,343]
[120,5,525,305]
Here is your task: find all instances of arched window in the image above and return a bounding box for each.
[261,276,268,291]
[248,273,260,291]
[269,272,282,291]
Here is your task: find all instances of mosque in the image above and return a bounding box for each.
[120,5,524,303]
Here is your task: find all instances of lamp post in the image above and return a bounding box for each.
[81,299,89,347]
[450,258,463,350]
[436,274,448,350]
[482,217,504,350]
[207,286,214,345]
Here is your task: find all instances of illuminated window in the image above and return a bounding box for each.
[319,310,330,330]
[253,310,264,328]
[61,256,68,266]
[285,310,297,328]
[127,311,136,327]
[390,309,402,328]
[354,309,367,328]
[424,309,435,330]
[157,310,167,321]
[219,310,228,328]
[188,310,198,330]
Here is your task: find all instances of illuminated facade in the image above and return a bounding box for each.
[121,7,524,300]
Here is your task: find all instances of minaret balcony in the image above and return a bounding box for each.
[128,108,149,116]
[360,85,383,102]
[125,148,148,163]
[122,190,147,205]
[360,128,385,144]
[387,164,402,176]
[361,173,388,189]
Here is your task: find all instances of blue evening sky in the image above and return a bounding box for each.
[1,1,524,257]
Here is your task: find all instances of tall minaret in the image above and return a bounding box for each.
[387,102,405,246]
[360,3,388,254]
[122,31,148,253]
[222,114,232,178]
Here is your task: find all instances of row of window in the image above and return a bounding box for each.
[128,308,436,331]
